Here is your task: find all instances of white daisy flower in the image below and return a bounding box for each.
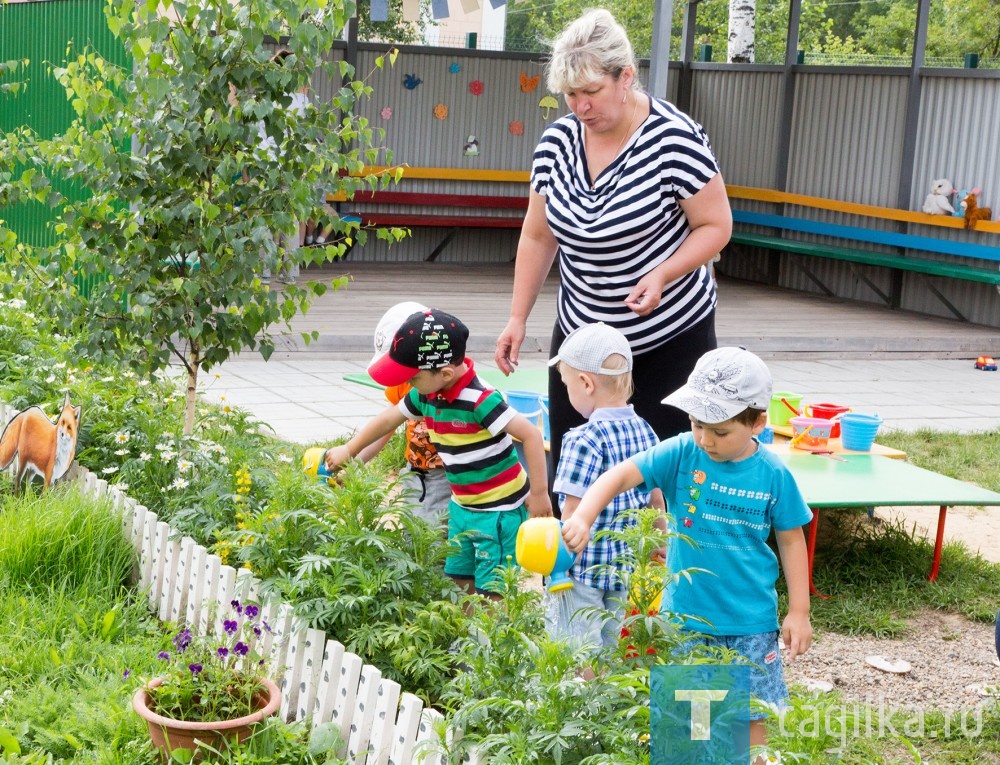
[102,466,119,475]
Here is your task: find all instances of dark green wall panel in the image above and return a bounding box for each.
[1,0,129,247]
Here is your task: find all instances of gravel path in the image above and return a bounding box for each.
[785,610,1000,712]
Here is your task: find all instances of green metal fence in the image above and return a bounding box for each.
[1,0,129,277]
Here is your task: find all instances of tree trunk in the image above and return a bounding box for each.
[184,349,199,437]
[728,0,756,63]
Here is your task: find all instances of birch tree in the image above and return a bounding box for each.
[728,0,756,63]
[0,0,402,436]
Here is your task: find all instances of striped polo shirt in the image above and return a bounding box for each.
[398,360,529,512]
[531,94,721,354]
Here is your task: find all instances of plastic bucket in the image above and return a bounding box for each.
[789,416,834,450]
[768,392,802,428]
[539,395,550,442]
[804,402,851,438]
[506,389,543,428]
[839,413,883,451]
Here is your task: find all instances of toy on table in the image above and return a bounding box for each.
[803,402,851,438]
[922,178,955,215]
[961,189,993,229]
[975,355,997,371]
[515,517,576,592]
[788,416,834,451]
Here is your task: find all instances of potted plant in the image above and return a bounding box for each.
[132,600,281,759]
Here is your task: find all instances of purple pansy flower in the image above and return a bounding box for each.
[173,628,193,652]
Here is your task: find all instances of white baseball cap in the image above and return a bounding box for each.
[548,322,632,376]
[370,301,428,368]
[662,346,772,424]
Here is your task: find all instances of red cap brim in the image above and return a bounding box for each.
[368,354,419,387]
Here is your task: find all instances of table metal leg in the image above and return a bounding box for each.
[929,505,947,582]
[806,508,829,599]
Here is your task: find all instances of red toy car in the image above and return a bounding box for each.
[975,355,997,371]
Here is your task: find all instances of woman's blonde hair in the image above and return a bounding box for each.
[546,9,640,94]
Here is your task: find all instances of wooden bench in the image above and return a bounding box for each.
[346,190,527,229]
[725,186,1000,320]
[329,167,530,260]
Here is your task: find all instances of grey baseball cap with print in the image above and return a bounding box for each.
[662,346,772,424]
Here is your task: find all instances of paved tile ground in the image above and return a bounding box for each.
[206,355,1000,446]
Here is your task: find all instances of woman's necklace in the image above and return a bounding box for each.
[589,94,640,191]
[613,94,640,158]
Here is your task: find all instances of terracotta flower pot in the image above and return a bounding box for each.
[132,676,281,760]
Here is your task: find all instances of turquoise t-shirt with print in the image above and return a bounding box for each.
[632,432,812,636]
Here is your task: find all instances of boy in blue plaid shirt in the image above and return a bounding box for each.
[548,323,664,650]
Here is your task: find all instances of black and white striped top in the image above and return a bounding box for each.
[531,95,721,355]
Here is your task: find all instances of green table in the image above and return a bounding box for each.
[772,452,1000,597]
[344,367,548,394]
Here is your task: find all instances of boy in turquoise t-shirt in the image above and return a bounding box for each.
[562,346,813,752]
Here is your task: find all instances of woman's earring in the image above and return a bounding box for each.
[622,92,627,104]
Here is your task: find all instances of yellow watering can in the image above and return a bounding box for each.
[515,517,577,593]
[302,447,337,485]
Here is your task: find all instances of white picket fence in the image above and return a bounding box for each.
[32,456,480,765]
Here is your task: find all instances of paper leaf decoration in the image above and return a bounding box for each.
[520,72,540,93]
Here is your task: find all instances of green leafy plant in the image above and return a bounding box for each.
[141,600,275,723]
[259,461,467,705]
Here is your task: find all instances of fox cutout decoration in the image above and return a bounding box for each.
[0,392,81,492]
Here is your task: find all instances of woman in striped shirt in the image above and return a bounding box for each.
[495,9,732,500]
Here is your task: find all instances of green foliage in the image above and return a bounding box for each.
[0,58,27,96]
[255,461,467,705]
[354,0,434,46]
[0,0,403,435]
[0,488,133,596]
[786,509,1000,636]
[504,0,999,66]
[438,511,709,764]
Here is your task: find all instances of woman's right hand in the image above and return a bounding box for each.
[495,318,526,375]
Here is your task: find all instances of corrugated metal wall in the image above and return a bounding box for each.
[4,2,998,323]
[690,69,783,188]
[0,0,129,247]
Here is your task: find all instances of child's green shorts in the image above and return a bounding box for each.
[444,501,526,593]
